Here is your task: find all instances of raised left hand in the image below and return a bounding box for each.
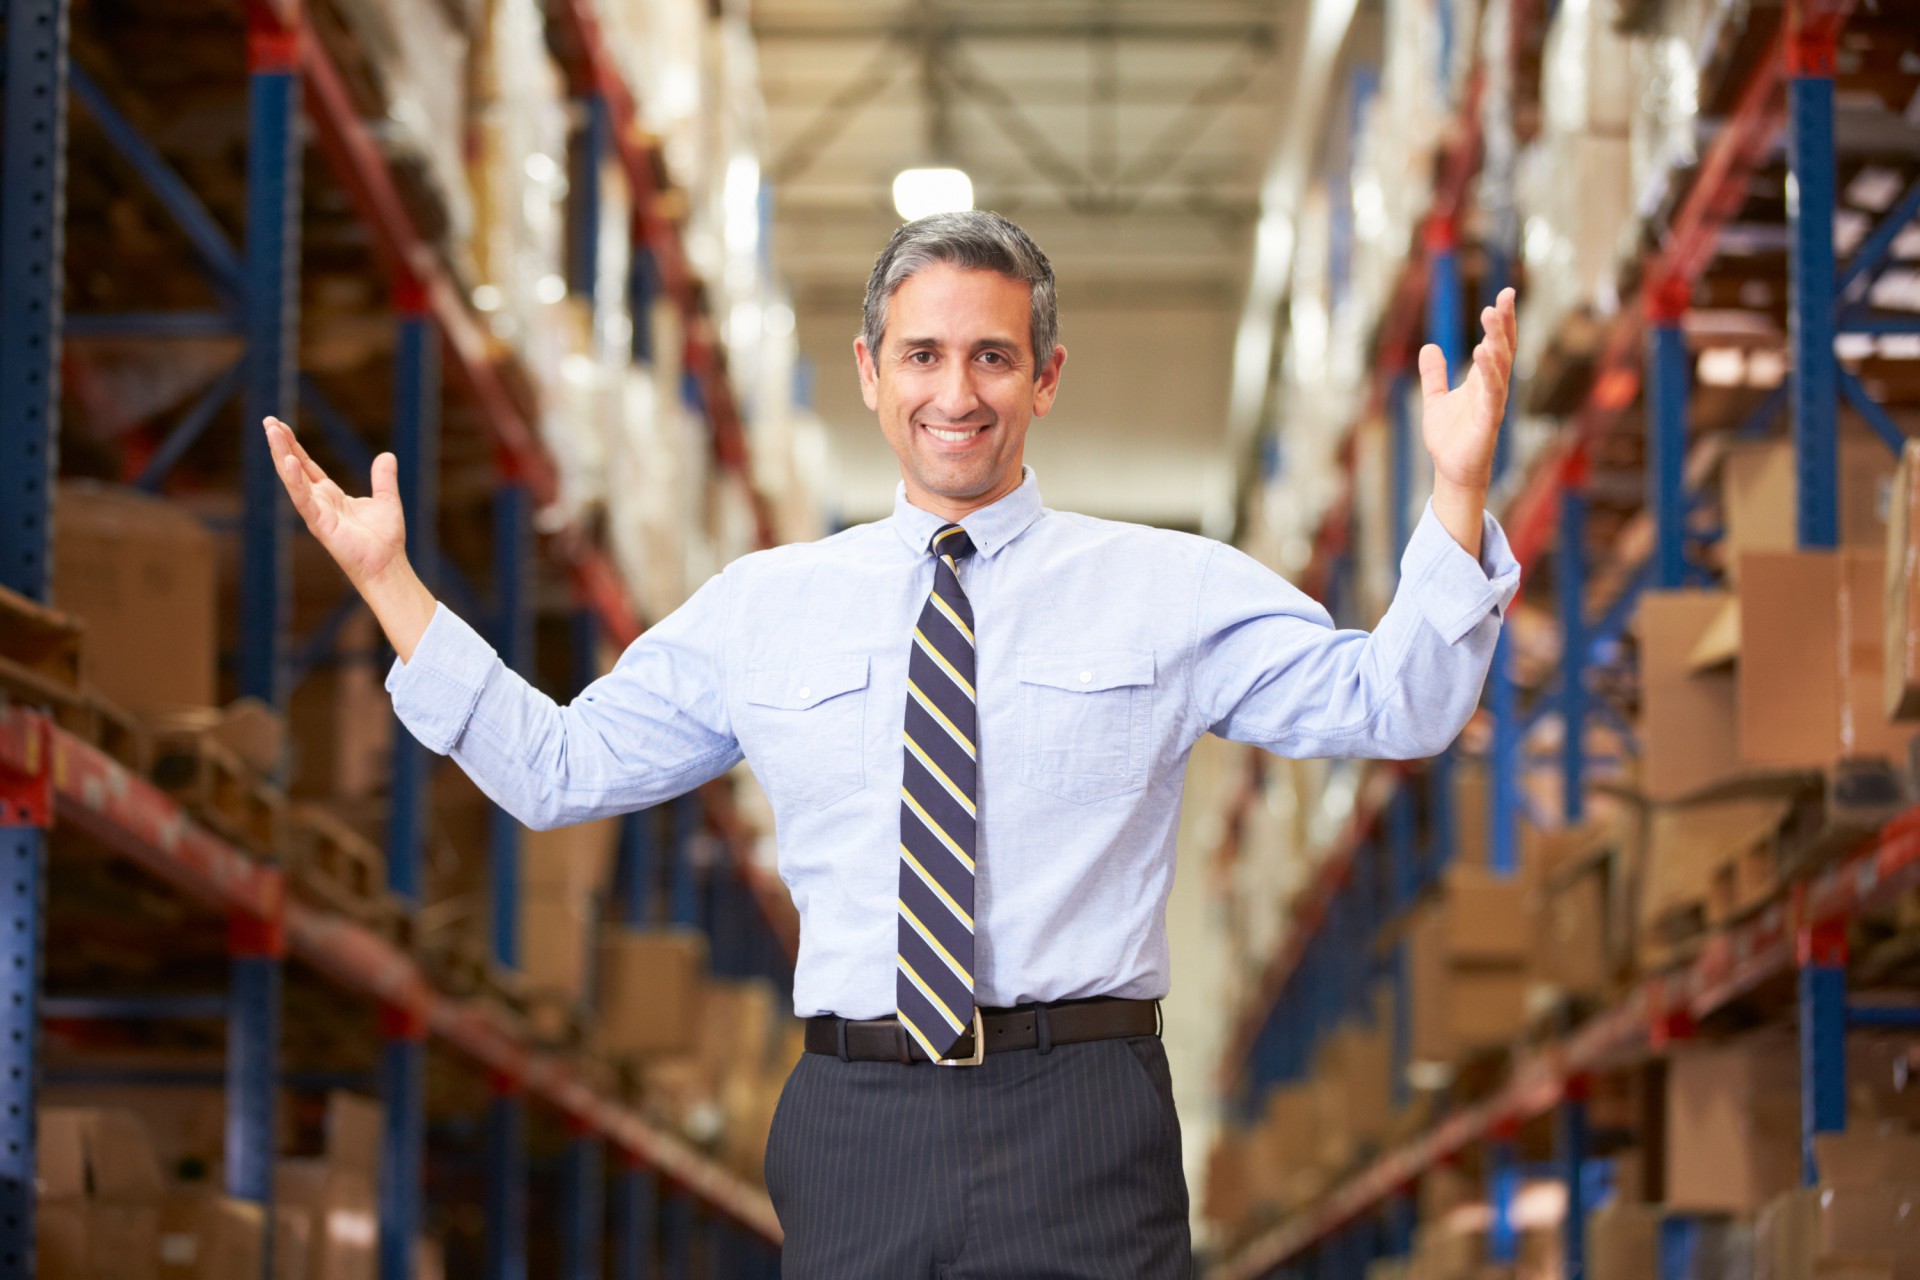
[1419,286,1518,498]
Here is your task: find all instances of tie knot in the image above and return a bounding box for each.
[930,524,976,561]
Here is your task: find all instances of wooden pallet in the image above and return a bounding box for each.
[149,730,285,856]
[0,583,82,693]
[283,803,416,945]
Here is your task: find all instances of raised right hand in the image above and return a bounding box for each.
[263,416,408,590]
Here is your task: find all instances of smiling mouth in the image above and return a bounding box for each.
[921,423,989,443]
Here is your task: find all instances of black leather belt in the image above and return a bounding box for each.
[805,996,1160,1065]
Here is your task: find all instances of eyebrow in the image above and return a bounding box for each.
[895,336,1024,354]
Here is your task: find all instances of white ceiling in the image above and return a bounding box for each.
[752,0,1300,529]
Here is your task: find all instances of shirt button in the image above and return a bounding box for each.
[1078,671,1092,683]
[798,686,812,700]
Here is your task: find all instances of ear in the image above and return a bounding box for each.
[1030,344,1067,417]
[854,333,880,412]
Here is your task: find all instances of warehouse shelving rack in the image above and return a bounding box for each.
[1213,0,1920,1276]
[0,0,795,1275]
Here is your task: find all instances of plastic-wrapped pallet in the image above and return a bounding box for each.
[1627,0,1748,217]
[469,0,570,356]
[322,0,473,249]
[1515,0,1641,373]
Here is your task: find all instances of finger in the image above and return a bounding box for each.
[1417,343,1449,402]
[266,416,328,485]
[277,450,325,529]
[1500,287,1518,352]
[370,451,399,504]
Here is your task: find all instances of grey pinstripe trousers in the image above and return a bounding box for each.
[764,1032,1195,1278]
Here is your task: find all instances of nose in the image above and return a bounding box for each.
[930,357,983,422]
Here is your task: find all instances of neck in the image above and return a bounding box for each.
[908,470,1024,522]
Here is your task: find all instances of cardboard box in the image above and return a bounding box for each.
[1813,1127,1920,1191]
[523,818,619,899]
[275,1160,376,1280]
[1586,1202,1662,1280]
[37,1107,166,1280]
[596,927,708,1058]
[1535,861,1610,1000]
[1434,864,1533,963]
[52,481,217,713]
[698,978,779,1085]
[1640,794,1791,948]
[1724,438,1896,578]
[1667,1031,1802,1214]
[1760,1185,1920,1280]
[157,1191,264,1280]
[1638,590,1744,801]
[1885,440,1920,720]
[288,613,391,800]
[1740,550,1916,769]
[1202,1132,1252,1231]
[519,898,595,1001]
[1405,900,1531,1065]
[323,1092,382,1184]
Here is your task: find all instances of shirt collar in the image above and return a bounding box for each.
[890,465,1044,560]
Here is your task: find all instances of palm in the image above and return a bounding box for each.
[1418,289,1518,495]
[264,417,408,589]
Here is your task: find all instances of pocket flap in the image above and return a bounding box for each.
[1016,649,1155,693]
[745,656,871,710]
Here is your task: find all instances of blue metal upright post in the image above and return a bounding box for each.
[487,1075,529,1280]
[386,300,441,901]
[1426,220,1465,383]
[487,480,532,1280]
[1788,20,1840,550]
[669,791,702,928]
[562,1130,605,1279]
[1647,281,1691,589]
[239,20,303,711]
[227,908,284,1277]
[1798,921,1848,1185]
[612,1155,657,1280]
[662,1189,693,1279]
[619,808,660,926]
[1488,629,1520,876]
[1562,1082,1591,1280]
[381,296,439,1280]
[1488,1135,1519,1265]
[0,2,68,1265]
[490,481,533,969]
[571,96,609,302]
[1,0,70,602]
[1558,484,1588,823]
[379,1004,427,1280]
[1389,375,1414,572]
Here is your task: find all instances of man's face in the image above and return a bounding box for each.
[855,262,1066,519]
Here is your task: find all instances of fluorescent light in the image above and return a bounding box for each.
[893,168,974,222]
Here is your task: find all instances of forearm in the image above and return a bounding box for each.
[1431,477,1486,560]
[359,557,439,664]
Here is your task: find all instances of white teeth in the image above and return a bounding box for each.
[926,426,982,443]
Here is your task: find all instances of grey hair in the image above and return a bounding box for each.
[861,211,1058,374]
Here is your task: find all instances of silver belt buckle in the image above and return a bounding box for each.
[936,1008,986,1067]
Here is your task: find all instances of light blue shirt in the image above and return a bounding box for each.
[386,467,1520,1019]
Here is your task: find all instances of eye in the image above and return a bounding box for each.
[979,350,1007,366]
[907,349,935,365]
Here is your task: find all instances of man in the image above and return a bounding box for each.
[266,210,1520,1277]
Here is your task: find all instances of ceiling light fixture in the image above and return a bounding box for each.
[892,167,974,222]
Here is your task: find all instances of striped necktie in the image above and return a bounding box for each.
[896,522,979,1061]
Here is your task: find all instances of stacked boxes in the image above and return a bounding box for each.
[1405,866,1534,1066]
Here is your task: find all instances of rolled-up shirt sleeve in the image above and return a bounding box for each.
[1191,499,1521,759]
[385,569,744,829]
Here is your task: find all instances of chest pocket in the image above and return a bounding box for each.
[1017,649,1155,804]
[744,656,870,811]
